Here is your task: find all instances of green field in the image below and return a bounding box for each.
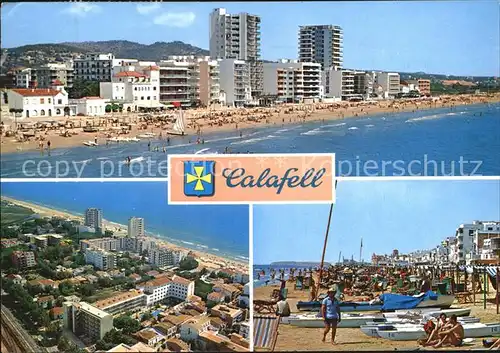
[0,201,34,225]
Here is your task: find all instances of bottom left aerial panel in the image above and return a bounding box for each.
[0,181,251,352]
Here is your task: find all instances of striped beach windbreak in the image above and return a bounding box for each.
[254,315,281,351]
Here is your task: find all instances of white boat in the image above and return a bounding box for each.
[384,307,471,319]
[167,109,186,136]
[288,313,385,328]
[137,133,155,139]
[83,141,98,146]
[376,322,500,341]
[107,137,120,142]
[128,137,140,142]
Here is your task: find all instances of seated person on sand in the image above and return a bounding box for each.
[483,338,500,350]
[276,295,291,317]
[418,313,448,346]
[433,315,464,348]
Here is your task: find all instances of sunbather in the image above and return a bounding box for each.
[433,315,464,348]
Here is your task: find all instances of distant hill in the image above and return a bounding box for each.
[1,40,210,72]
[268,261,331,267]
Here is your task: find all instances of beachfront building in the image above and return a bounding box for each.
[128,217,145,238]
[32,62,74,88]
[11,251,36,269]
[80,237,120,252]
[198,59,222,107]
[140,275,195,306]
[149,246,186,267]
[453,221,500,264]
[69,97,107,116]
[209,8,263,98]
[73,53,124,82]
[100,65,162,112]
[14,68,32,88]
[218,59,252,106]
[403,79,431,96]
[262,59,322,102]
[322,68,355,100]
[84,208,103,232]
[298,25,343,71]
[7,85,71,118]
[63,301,113,342]
[375,72,400,98]
[84,248,117,271]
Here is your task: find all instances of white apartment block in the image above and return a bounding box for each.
[128,217,145,238]
[263,60,322,102]
[219,59,252,106]
[63,301,113,342]
[100,66,161,111]
[73,53,123,82]
[454,221,500,264]
[8,85,71,119]
[141,275,195,306]
[84,248,117,271]
[80,237,121,252]
[298,25,343,71]
[69,97,107,116]
[199,59,221,107]
[32,62,74,88]
[15,68,32,88]
[209,8,263,97]
[84,208,103,231]
[158,59,199,107]
[149,247,185,267]
[376,72,401,98]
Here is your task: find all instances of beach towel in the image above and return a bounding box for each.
[254,315,281,351]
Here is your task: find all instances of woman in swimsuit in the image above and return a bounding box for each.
[433,315,464,348]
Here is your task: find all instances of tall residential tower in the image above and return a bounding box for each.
[84,208,103,233]
[128,217,145,238]
[209,8,263,99]
[298,25,343,71]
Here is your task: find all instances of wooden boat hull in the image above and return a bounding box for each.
[166,131,185,136]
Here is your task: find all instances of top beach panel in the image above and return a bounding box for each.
[1,1,499,178]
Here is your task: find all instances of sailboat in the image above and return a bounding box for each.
[167,109,187,136]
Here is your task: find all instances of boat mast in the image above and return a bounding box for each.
[359,237,363,263]
[315,203,334,301]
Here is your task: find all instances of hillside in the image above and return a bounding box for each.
[1,40,209,71]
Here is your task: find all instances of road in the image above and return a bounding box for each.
[1,305,40,353]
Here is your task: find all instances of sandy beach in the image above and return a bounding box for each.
[1,93,499,154]
[254,281,500,351]
[0,195,249,273]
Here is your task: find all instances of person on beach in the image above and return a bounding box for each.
[39,141,44,156]
[321,287,341,345]
[47,140,51,156]
[276,294,291,317]
[433,315,464,348]
[418,313,448,346]
[94,136,98,144]
[147,141,151,151]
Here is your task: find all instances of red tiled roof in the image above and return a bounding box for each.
[172,275,191,286]
[81,96,104,100]
[50,307,64,315]
[143,277,171,287]
[145,66,160,71]
[52,79,63,85]
[114,71,146,78]
[12,89,61,97]
[207,292,225,301]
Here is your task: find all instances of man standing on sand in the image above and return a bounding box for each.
[321,287,341,345]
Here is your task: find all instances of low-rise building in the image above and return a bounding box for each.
[210,304,244,327]
[140,275,195,306]
[50,307,64,320]
[376,72,400,98]
[93,289,146,316]
[179,316,212,342]
[199,331,249,352]
[154,322,177,339]
[7,85,72,119]
[70,97,107,116]
[134,327,166,350]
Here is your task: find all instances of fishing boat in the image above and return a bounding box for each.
[375,322,500,341]
[83,141,98,146]
[137,132,155,139]
[167,109,186,136]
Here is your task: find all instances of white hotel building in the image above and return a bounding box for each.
[128,217,145,238]
[73,53,130,82]
[8,83,71,118]
[218,59,252,106]
[376,72,401,98]
[263,59,322,102]
[84,248,117,271]
[140,275,195,306]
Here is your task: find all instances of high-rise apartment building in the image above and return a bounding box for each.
[84,208,103,232]
[209,8,263,98]
[32,62,74,88]
[84,248,117,271]
[128,217,145,238]
[63,301,113,342]
[298,25,343,71]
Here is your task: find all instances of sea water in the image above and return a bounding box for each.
[1,103,499,177]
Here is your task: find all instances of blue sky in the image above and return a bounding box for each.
[1,1,499,76]
[253,180,500,265]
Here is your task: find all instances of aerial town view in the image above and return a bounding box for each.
[253,180,500,351]
[0,181,250,352]
[0,1,499,177]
